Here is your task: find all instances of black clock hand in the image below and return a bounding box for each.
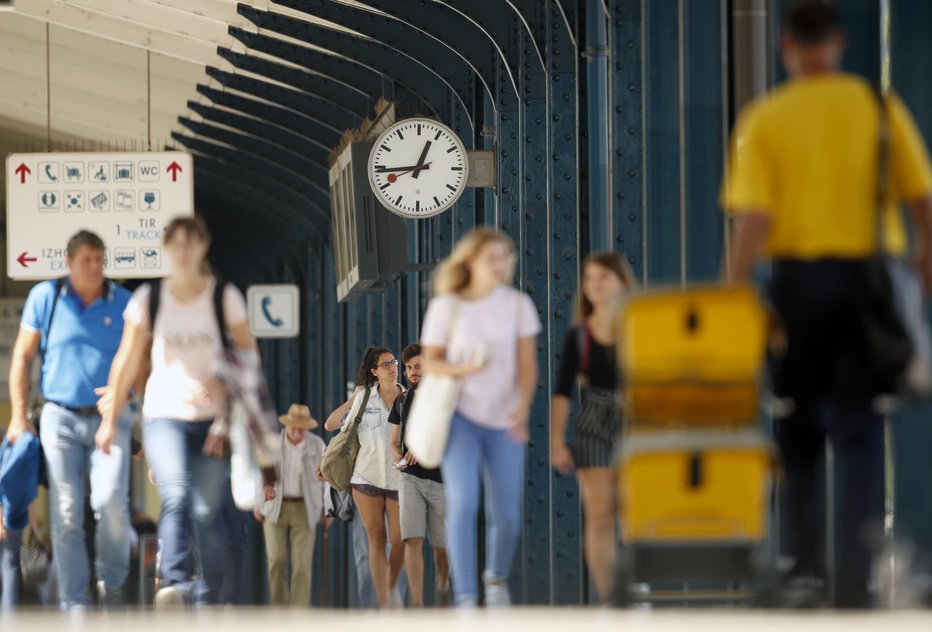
[375,165,432,173]
[411,141,432,180]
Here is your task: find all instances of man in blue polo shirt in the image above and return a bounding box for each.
[4,230,132,610]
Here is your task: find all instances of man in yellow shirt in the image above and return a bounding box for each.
[722,2,932,608]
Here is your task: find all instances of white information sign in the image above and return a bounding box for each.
[5,152,194,280]
[247,285,300,339]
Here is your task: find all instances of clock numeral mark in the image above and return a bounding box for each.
[381,144,391,152]
[446,184,457,192]
[379,182,390,190]
[416,200,420,213]
[417,124,422,135]
[446,146,457,153]
[434,130,442,141]
[395,195,403,205]
[451,166,463,171]
[433,196,441,207]
[397,130,404,140]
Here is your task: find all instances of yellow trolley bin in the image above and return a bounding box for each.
[617,285,769,424]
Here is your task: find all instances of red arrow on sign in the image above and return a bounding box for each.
[15,163,31,183]
[17,252,37,267]
[166,161,183,182]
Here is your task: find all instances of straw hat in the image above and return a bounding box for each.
[278,404,318,430]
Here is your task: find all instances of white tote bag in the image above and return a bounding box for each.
[405,372,460,468]
[405,301,461,468]
[229,403,262,510]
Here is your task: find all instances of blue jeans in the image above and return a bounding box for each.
[1,528,22,610]
[39,403,132,609]
[143,418,228,605]
[441,412,526,606]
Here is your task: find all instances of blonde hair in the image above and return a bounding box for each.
[433,227,516,295]
[573,251,637,324]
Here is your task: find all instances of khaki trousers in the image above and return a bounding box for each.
[263,501,317,607]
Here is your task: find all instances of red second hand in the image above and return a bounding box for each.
[387,162,432,184]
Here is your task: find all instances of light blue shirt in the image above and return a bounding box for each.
[21,278,130,408]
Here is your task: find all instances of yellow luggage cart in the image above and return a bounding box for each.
[612,285,780,606]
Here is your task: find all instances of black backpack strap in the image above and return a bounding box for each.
[40,277,66,362]
[147,278,162,333]
[213,277,232,351]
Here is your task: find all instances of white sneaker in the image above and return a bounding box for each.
[483,571,511,608]
[154,585,185,609]
[387,586,404,609]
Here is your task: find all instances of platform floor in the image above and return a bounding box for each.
[4,608,932,631]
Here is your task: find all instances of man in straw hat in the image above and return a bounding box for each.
[254,404,326,607]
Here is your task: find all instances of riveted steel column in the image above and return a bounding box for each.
[518,60,553,612]
[548,0,584,605]
[610,0,644,280]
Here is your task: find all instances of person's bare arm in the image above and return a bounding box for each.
[229,321,257,351]
[906,194,932,293]
[725,212,772,283]
[509,335,539,443]
[6,328,41,442]
[324,388,361,432]
[390,422,405,463]
[550,394,574,473]
[95,322,148,453]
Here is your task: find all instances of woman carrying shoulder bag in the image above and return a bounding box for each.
[324,347,405,608]
[420,228,541,608]
[550,251,634,603]
[96,217,255,607]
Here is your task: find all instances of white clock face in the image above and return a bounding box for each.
[367,118,469,218]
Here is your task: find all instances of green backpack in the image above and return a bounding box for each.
[320,387,371,491]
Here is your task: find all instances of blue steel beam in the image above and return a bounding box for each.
[642,0,682,286]
[187,101,331,168]
[273,0,479,127]
[682,0,725,282]
[585,0,611,252]
[205,65,359,132]
[195,84,340,150]
[187,148,328,229]
[228,27,383,98]
[354,0,513,109]
[176,117,330,199]
[217,47,370,117]
[610,0,644,279]
[435,0,546,98]
[196,172,300,254]
[171,131,330,223]
[237,5,450,122]
[546,0,584,606]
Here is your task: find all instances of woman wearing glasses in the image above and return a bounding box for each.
[324,347,405,608]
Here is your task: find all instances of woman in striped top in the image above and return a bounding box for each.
[550,252,635,603]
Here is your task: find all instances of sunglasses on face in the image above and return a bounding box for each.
[376,359,399,370]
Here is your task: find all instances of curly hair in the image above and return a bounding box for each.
[355,346,392,387]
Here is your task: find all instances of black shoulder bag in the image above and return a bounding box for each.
[858,92,932,406]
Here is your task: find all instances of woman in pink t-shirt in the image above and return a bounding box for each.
[420,228,541,608]
[95,216,255,607]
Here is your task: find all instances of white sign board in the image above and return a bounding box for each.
[5,152,194,280]
[247,285,300,339]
